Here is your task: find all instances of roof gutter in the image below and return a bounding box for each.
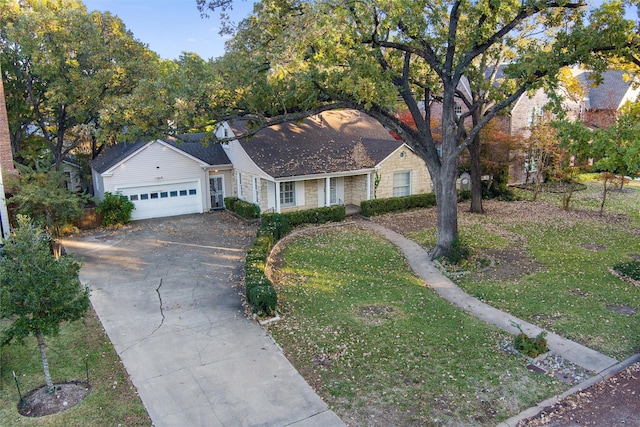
[271,168,377,182]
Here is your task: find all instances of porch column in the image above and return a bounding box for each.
[366,172,372,200]
[275,181,281,213]
[325,177,331,206]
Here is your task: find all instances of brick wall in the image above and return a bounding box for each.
[0,70,16,174]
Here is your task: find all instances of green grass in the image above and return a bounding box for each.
[269,227,565,426]
[459,219,640,358]
[424,178,640,359]
[0,309,150,426]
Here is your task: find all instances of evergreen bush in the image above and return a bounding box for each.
[613,260,640,281]
[360,193,437,217]
[97,192,135,226]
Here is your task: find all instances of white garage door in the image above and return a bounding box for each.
[118,181,202,220]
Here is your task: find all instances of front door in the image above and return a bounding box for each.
[210,176,224,209]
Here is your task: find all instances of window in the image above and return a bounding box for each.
[140,194,149,200]
[393,172,411,197]
[150,192,159,199]
[237,172,243,198]
[454,104,462,118]
[160,192,168,198]
[130,194,139,201]
[189,189,197,195]
[330,177,337,205]
[170,191,178,197]
[280,181,295,207]
[253,177,260,204]
[179,190,187,196]
[525,152,538,172]
[528,105,543,125]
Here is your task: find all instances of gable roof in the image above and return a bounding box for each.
[575,70,635,110]
[91,136,231,174]
[230,109,403,179]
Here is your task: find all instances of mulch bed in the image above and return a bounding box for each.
[18,381,91,417]
[520,362,640,426]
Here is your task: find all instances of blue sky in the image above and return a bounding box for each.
[83,1,637,61]
[83,0,256,60]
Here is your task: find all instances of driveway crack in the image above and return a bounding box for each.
[153,278,165,334]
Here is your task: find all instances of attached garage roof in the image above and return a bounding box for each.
[230,109,403,179]
[91,135,231,174]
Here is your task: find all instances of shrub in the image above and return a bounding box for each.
[247,284,277,315]
[97,192,135,226]
[283,205,346,227]
[511,323,548,358]
[513,331,549,358]
[613,260,640,281]
[224,197,238,211]
[225,197,260,219]
[361,193,437,217]
[457,189,471,202]
[261,213,291,240]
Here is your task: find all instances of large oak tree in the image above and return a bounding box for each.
[0,0,159,168]
[199,0,633,258]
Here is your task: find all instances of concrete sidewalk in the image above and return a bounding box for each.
[63,213,345,427]
[359,221,626,426]
[361,222,619,374]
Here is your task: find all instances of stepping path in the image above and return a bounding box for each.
[360,221,619,374]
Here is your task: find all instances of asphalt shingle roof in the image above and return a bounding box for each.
[576,70,633,110]
[231,109,403,179]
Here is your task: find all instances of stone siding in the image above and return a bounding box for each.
[375,148,431,198]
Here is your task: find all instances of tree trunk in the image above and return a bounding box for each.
[600,174,610,216]
[468,133,484,213]
[432,159,459,259]
[36,330,54,392]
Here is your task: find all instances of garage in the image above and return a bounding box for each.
[91,138,233,221]
[118,181,202,221]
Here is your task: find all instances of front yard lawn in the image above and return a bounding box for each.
[268,226,565,426]
[402,179,640,359]
[268,177,640,425]
[0,308,150,426]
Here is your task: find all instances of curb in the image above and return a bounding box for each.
[496,353,640,427]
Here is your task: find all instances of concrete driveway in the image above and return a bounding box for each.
[62,212,344,427]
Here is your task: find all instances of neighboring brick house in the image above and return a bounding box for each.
[0,67,14,238]
[91,109,432,220]
[505,69,639,183]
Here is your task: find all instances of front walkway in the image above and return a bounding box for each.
[361,221,619,373]
[357,221,637,426]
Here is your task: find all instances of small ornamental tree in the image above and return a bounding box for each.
[0,216,90,392]
[8,162,88,250]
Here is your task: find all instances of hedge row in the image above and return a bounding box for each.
[244,205,346,315]
[224,197,260,219]
[245,232,278,315]
[360,191,471,217]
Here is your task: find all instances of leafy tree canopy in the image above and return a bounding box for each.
[199,0,635,256]
[7,161,89,240]
[0,0,160,165]
[0,215,89,391]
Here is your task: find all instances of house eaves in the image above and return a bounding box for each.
[271,168,378,182]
